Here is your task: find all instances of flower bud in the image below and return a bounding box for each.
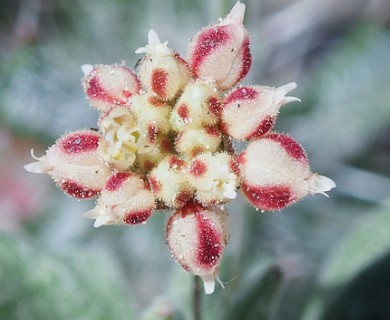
[166,202,229,294]
[170,79,221,132]
[83,172,155,227]
[129,93,171,138]
[239,134,336,210]
[149,156,194,208]
[187,1,251,90]
[175,125,221,158]
[135,30,191,100]
[222,83,301,140]
[187,152,241,205]
[82,64,140,113]
[24,130,111,199]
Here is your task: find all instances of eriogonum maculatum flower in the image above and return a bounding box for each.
[188,1,251,90]
[149,155,194,208]
[175,126,221,158]
[188,152,241,205]
[166,202,229,294]
[25,1,335,294]
[222,83,301,140]
[135,30,191,100]
[239,133,336,211]
[82,64,140,113]
[24,129,111,199]
[170,79,221,132]
[83,171,155,227]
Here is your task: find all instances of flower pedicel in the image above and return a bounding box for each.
[25,1,335,294]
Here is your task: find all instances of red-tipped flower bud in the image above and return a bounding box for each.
[83,172,155,227]
[166,202,229,294]
[82,64,140,113]
[149,156,194,208]
[24,130,111,199]
[175,126,221,158]
[170,79,220,132]
[222,83,301,140]
[129,93,171,138]
[135,30,191,100]
[239,133,336,211]
[187,1,251,90]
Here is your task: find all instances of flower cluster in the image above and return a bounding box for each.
[25,2,335,294]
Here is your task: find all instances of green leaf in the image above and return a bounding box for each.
[221,261,283,320]
[319,209,390,288]
[0,233,135,320]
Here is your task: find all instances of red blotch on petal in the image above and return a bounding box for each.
[205,124,220,136]
[148,125,158,143]
[151,69,168,98]
[189,159,207,177]
[191,26,230,76]
[87,75,114,104]
[238,36,252,81]
[177,103,189,121]
[86,66,139,106]
[124,208,153,225]
[225,86,258,104]
[149,177,160,194]
[242,182,293,210]
[245,116,274,140]
[106,172,131,191]
[229,157,241,176]
[59,180,100,199]
[208,97,223,117]
[267,134,308,163]
[169,156,186,170]
[195,212,222,267]
[237,152,247,165]
[60,132,100,154]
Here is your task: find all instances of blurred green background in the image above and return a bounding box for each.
[1,0,390,319]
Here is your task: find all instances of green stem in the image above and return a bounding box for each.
[193,276,202,320]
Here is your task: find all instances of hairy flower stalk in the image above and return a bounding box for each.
[25,1,335,294]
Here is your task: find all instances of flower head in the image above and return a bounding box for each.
[25,1,335,294]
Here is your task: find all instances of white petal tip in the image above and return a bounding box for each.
[24,161,43,173]
[134,47,146,54]
[282,96,301,104]
[277,82,297,94]
[203,279,215,294]
[228,1,246,24]
[223,188,237,200]
[307,174,336,196]
[135,29,170,55]
[93,216,111,228]
[148,29,161,46]
[93,220,104,228]
[81,64,94,76]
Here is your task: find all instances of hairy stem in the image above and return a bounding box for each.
[193,276,202,320]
